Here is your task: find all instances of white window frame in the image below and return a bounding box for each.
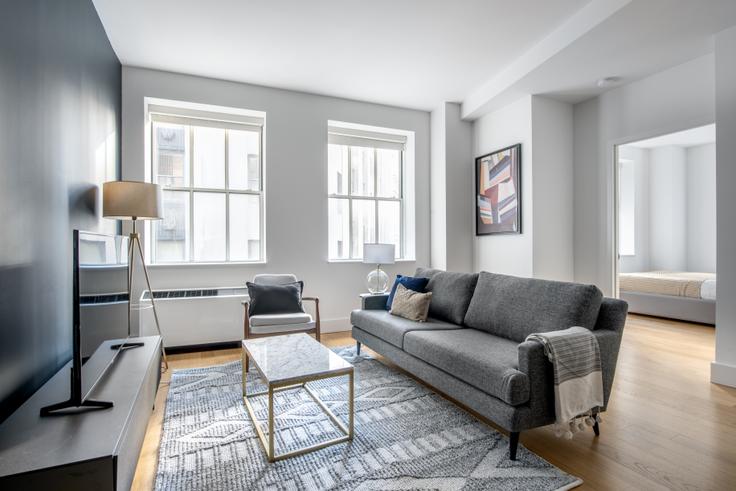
[327,124,409,261]
[148,108,265,264]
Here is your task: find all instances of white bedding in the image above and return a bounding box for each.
[701,279,717,301]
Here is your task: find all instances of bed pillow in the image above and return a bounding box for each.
[386,275,430,310]
[246,281,304,316]
[390,284,432,322]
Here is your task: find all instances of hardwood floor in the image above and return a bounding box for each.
[131,315,736,490]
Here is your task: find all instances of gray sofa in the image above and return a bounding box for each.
[351,268,627,460]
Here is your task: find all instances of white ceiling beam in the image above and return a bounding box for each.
[461,0,631,120]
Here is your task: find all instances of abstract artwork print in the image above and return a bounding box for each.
[475,143,521,235]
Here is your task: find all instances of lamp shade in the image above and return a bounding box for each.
[363,243,395,265]
[103,181,162,220]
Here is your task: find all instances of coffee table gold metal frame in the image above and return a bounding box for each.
[241,346,354,462]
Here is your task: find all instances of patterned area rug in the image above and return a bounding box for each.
[155,347,582,490]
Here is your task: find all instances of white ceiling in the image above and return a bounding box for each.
[462,0,736,118]
[92,0,589,111]
[93,0,736,117]
[624,124,716,149]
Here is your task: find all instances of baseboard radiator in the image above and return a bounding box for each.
[139,287,248,348]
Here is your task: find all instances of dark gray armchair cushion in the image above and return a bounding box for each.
[246,281,304,316]
[415,268,479,325]
[464,272,603,342]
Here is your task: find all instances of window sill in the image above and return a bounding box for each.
[147,261,267,268]
[327,259,416,264]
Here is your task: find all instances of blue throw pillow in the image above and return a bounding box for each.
[386,275,430,310]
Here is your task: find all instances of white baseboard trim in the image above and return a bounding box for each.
[321,317,352,334]
[710,361,736,388]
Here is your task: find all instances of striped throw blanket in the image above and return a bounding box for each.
[526,326,603,438]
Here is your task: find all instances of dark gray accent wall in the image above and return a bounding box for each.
[0,0,121,422]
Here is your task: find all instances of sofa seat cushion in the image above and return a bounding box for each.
[350,309,463,349]
[415,268,479,325]
[404,329,529,406]
[464,272,603,343]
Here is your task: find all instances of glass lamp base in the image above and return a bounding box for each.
[366,268,390,294]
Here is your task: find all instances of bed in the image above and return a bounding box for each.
[619,271,716,325]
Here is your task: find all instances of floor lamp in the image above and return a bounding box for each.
[103,180,169,370]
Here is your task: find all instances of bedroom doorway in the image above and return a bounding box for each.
[614,124,716,325]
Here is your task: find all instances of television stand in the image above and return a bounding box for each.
[0,336,161,490]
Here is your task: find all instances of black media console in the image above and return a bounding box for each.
[0,336,161,490]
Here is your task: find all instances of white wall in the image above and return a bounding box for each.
[472,96,534,277]
[618,146,650,273]
[687,143,717,273]
[470,95,574,280]
[649,146,687,270]
[430,104,447,271]
[122,67,430,331]
[617,142,715,274]
[573,54,715,294]
[444,103,473,272]
[430,102,473,272]
[713,26,736,388]
[531,96,574,281]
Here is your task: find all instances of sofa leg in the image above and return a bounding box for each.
[356,341,361,356]
[593,420,600,436]
[509,432,520,460]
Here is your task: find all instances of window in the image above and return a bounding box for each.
[328,125,406,260]
[149,107,264,263]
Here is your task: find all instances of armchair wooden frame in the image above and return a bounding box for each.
[242,296,321,342]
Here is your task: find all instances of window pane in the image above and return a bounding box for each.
[328,198,350,260]
[378,200,401,258]
[155,190,190,262]
[229,194,260,261]
[328,144,348,195]
[229,130,260,191]
[193,127,225,188]
[350,147,374,196]
[153,123,189,187]
[193,192,226,261]
[377,149,400,198]
[351,199,375,258]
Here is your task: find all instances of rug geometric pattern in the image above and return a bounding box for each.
[155,347,581,490]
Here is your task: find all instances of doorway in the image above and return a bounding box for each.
[613,124,716,325]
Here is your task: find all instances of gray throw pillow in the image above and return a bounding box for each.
[390,284,432,322]
[246,281,304,316]
[415,268,479,324]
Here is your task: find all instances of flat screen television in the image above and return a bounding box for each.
[40,230,134,415]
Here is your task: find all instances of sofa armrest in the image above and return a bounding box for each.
[518,340,555,419]
[518,297,627,414]
[592,297,627,408]
[360,293,389,310]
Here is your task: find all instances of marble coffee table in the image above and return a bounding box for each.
[241,333,354,462]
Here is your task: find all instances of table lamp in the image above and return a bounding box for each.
[103,180,168,369]
[363,243,395,294]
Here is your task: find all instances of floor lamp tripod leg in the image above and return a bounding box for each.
[134,236,169,370]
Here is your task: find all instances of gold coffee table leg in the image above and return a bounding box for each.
[268,385,275,462]
[242,365,354,461]
[349,370,354,440]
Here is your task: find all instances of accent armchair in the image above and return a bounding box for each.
[242,274,321,341]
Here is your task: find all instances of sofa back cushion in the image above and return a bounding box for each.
[464,272,603,342]
[415,268,479,325]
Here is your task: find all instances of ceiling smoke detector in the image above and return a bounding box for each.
[597,76,623,88]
